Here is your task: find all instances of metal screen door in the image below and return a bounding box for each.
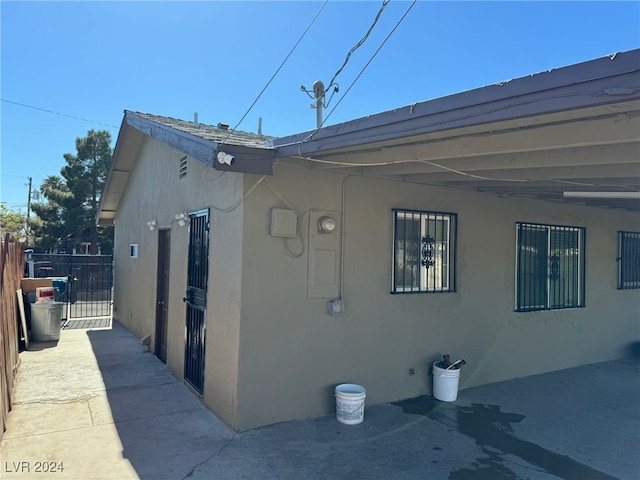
[183,209,209,394]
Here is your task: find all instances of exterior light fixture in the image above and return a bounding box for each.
[146,219,157,231]
[174,212,188,227]
[318,216,337,234]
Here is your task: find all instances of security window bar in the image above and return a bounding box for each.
[392,209,457,293]
[516,223,585,312]
[618,231,640,289]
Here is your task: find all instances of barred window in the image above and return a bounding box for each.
[392,209,457,293]
[618,231,640,289]
[516,223,585,312]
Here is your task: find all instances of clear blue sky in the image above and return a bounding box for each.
[1,1,638,212]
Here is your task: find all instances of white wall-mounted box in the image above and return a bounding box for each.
[271,208,298,238]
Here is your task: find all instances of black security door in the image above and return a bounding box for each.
[183,209,209,394]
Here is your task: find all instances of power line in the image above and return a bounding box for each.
[218,0,329,150]
[300,0,391,125]
[296,0,416,149]
[326,0,390,95]
[1,98,119,128]
[322,0,416,128]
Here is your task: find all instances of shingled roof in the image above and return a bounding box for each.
[97,110,276,225]
[128,111,274,148]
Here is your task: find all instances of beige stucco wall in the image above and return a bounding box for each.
[235,162,640,430]
[113,136,639,431]
[112,136,244,426]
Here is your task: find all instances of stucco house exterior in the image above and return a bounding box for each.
[97,49,640,431]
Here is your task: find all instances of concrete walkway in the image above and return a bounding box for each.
[1,321,638,480]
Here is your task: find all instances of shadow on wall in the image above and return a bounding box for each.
[86,321,234,479]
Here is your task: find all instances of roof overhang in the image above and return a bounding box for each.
[97,111,275,226]
[96,115,144,226]
[273,50,640,212]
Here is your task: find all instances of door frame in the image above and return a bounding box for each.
[183,209,209,395]
[155,229,171,363]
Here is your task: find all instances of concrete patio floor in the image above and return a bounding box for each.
[0,321,638,480]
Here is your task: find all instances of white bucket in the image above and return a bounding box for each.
[335,384,366,425]
[432,361,461,402]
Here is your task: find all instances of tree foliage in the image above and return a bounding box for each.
[30,175,70,252]
[0,203,26,240]
[31,130,114,254]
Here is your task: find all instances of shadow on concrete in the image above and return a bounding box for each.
[86,321,235,480]
[25,340,59,351]
[84,321,640,480]
[628,340,640,358]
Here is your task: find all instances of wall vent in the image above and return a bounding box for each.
[271,208,297,238]
[179,156,188,179]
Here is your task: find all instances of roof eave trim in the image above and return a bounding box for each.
[125,111,218,166]
[96,113,130,226]
[274,49,640,158]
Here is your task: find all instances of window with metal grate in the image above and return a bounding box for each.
[392,209,457,294]
[618,231,640,290]
[515,222,585,312]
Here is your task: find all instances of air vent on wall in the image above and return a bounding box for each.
[270,208,297,238]
[179,156,188,179]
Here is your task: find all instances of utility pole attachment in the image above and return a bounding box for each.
[312,80,325,129]
[301,81,326,129]
[26,176,32,245]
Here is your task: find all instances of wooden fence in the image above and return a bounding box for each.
[0,234,23,439]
